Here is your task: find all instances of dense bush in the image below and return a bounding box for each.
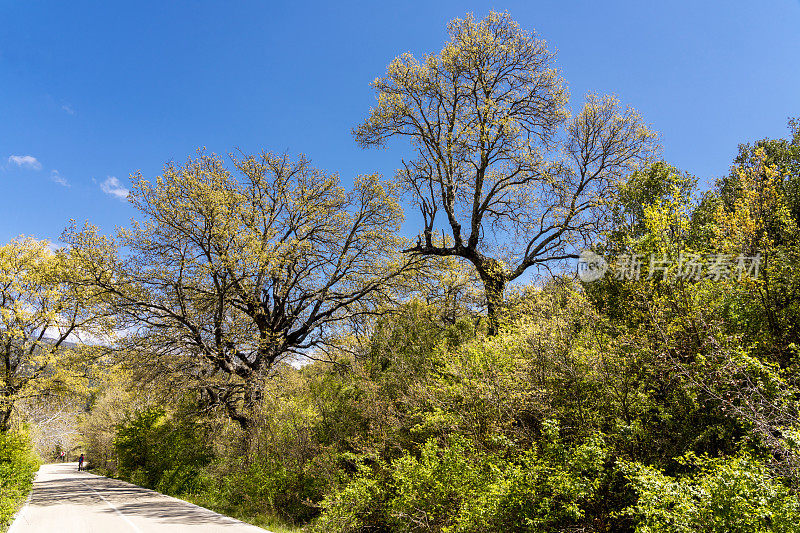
[622,452,800,532]
[312,424,610,533]
[218,457,326,523]
[0,430,39,528]
[113,406,212,494]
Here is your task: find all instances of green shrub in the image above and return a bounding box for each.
[309,475,387,533]
[219,458,324,523]
[114,407,165,485]
[0,430,39,528]
[113,407,212,494]
[388,435,494,532]
[312,424,609,533]
[622,452,800,532]
[476,423,608,532]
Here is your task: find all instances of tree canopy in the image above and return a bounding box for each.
[66,150,419,428]
[0,238,112,431]
[356,12,658,332]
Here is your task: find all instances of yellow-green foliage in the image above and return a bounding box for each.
[313,425,609,533]
[0,238,113,431]
[0,430,39,528]
[34,25,799,533]
[622,452,800,532]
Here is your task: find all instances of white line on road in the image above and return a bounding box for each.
[79,479,143,533]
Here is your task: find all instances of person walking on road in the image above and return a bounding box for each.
[78,453,84,471]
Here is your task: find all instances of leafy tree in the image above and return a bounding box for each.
[67,151,419,429]
[608,162,698,251]
[710,140,800,360]
[355,12,657,333]
[0,238,112,431]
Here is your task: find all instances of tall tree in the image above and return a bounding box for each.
[355,12,658,333]
[0,238,111,431]
[67,151,417,429]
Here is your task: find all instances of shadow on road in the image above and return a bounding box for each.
[108,500,239,526]
[29,476,140,506]
[29,470,240,526]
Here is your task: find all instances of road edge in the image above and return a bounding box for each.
[80,470,277,533]
[5,465,40,533]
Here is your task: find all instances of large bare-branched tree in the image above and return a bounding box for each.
[67,151,418,429]
[355,12,659,333]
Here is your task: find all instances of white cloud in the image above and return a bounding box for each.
[8,155,42,170]
[51,169,69,187]
[100,176,129,200]
[61,104,76,115]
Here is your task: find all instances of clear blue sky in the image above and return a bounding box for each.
[1,0,799,245]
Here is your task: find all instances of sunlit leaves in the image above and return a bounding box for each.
[67,150,418,427]
[0,238,114,430]
[354,11,657,333]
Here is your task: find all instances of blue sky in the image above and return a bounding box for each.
[1,0,799,245]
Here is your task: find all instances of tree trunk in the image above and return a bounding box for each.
[226,403,253,432]
[477,263,507,336]
[227,378,265,433]
[0,406,13,432]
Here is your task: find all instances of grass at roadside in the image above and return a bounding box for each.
[181,492,302,533]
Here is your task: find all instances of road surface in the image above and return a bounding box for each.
[8,463,273,533]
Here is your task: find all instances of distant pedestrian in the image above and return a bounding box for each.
[78,453,84,471]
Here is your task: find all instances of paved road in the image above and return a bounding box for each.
[9,463,273,533]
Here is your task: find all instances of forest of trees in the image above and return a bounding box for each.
[3,12,800,533]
